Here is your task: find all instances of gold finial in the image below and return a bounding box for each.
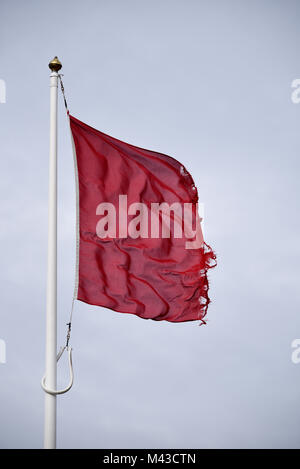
[48,56,62,72]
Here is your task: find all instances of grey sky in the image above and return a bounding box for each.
[0,0,300,448]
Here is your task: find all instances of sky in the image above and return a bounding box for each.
[0,0,300,449]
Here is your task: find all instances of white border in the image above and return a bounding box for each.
[69,117,80,299]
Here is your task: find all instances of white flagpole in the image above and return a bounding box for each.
[44,56,62,449]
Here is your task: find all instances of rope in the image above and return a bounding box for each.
[58,74,68,112]
[66,297,75,347]
[58,74,74,349]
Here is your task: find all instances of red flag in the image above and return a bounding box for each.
[70,115,216,323]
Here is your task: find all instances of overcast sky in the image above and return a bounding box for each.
[1,0,300,449]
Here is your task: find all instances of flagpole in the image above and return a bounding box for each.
[44,56,62,449]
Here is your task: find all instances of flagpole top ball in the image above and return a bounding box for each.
[48,56,62,72]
